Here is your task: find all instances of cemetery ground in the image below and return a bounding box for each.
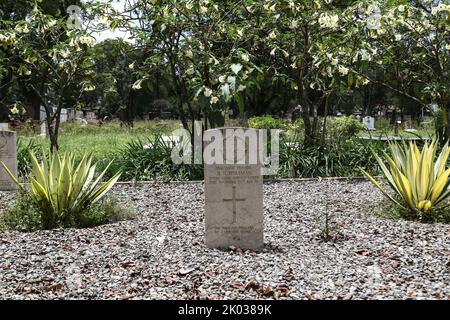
[0,121,448,300]
[0,180,448,300]
[16,120,181,163]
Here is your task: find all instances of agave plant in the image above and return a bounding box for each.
[1,151,121,229]
[362,139,450,216]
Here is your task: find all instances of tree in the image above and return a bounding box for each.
[0,4,96,151]
[345,1,449,141]
[242,0,367,144]
[102,0,257,136]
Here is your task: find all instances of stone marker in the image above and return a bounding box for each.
[0,130,18,191]
[0,123,9,131]
[363,116,375,131]
[39,122,48,138]
[204,127,264,250]
[403,115,413,130]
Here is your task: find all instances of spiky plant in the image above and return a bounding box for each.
[1,151,121,229]
[361,139,450,217]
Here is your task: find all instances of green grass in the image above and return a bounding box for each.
[12,117,436,182]
[358,119,435,139]
[17,120,181,161]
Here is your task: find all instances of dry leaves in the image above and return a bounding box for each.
[228,246,243,254]
[120,261,136,268]
[164,275,177,285]
[235,281,290,299]
[356,249,371,256]
[230,282,244,289]
[46,283,64,292]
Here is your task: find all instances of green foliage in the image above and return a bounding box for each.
[117,135,203,182]
[16,120,180,180]
[362,139,450,221]
[374,117,392,132]
[1,192,133,231]
[248,116,287,130]
[279,133,384,178]
[286,119,304,133]
[0,191,41,231]
[375,199,450,224]
[76,196,134,229]
[17,138,42,179]
[1,151,122,229]
[327,116,366,142]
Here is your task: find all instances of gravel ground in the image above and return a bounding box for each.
[0,180,448,300]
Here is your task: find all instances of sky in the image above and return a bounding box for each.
[83,0,133,43]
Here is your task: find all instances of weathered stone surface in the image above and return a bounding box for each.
[0,130,18,191]
[204,128,263,250]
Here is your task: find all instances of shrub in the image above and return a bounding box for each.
[117,135,203,181]
[17,138,43,179]
[375,199,450,224]
[248,116,287,131]
[362,139,450,222]
[1,151,123,229]
[0,191,42,231]
[1,192,133,231]
[374,117,391,131]
[279,134,384,178]
[286,119,304,133]
[327,116,365,142]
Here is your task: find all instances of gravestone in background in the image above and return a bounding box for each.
[403,115,413,130]
[204,127,264,250]
[0,130,18,191]
[363,116,375,131]
[40,122,48,138]
[0,123,9,131]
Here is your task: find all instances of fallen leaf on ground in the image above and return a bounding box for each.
[274,286,290,299]
[120,261,135,268]
[245,281,261,291]
[356,250,371,256]
[46,284,64,292]
[230,282,244,289]
[408,291,418,297]
[105,290,115,297]
[305,292,315,300]
[164,275,177,284]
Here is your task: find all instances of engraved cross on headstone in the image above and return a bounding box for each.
[223,186,246,224]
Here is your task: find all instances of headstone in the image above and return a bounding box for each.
[39,122,48,138]
[40,106,47,121]
[0,130,18,191]
[0,123,9,131]
[363,116,375,131]
[60,108,68,123]
[404,116,413,130]
[204,127,264,250]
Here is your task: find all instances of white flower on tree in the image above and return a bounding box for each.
[318,13,339,29]
[204,87,213,97]
[338,65,349,76]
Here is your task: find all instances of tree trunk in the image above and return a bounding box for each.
[321,95,330,146]
[444,109,450,144]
